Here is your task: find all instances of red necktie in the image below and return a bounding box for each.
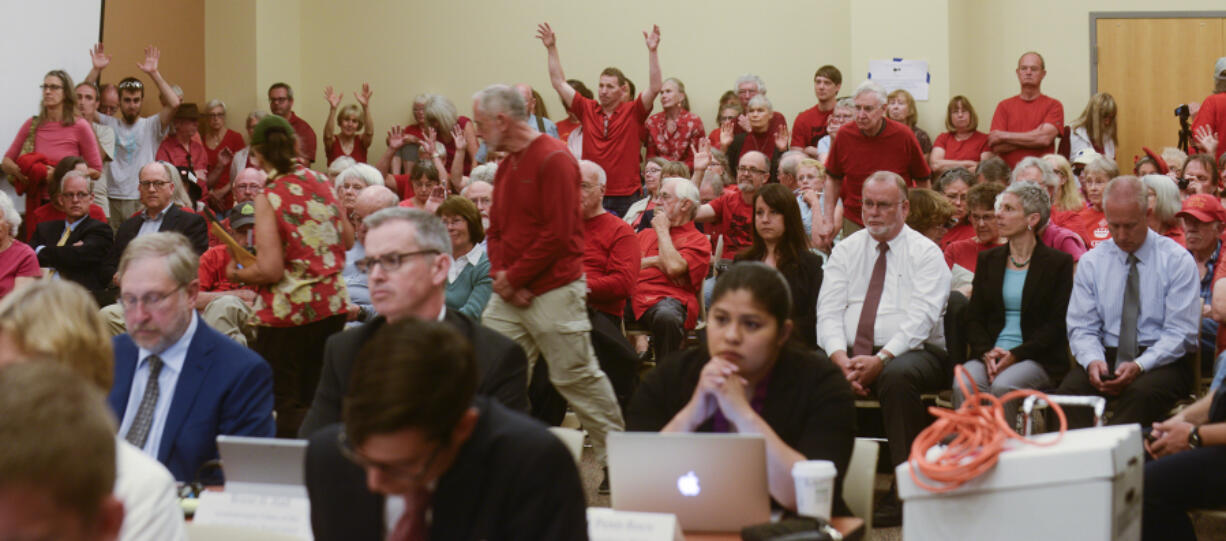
[388,488,432,541]
[853,242,889,356]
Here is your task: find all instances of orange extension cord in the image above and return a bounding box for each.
[907,364,1069,493]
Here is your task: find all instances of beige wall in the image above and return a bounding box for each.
[190,0,1226,167]
[103,0,205,113]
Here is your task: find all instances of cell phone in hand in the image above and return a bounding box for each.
[1100,371,1117,382]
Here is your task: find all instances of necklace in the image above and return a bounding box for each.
[1009,253,1032,267]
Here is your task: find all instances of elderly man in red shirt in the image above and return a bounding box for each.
[537,22,662,219]
[988,52,1064,168]
[633,176,711,361]
[822,80,931,243]
[474,84,625,489]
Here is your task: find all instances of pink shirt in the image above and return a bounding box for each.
[5,117,102,170]
[0,241,40,298]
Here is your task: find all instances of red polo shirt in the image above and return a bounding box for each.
[633,222,711,329]
[569,94,651,197]
[486,134,584,295]
[825,118,931,225]
[990,94,1064,168]
[583,212,640,317]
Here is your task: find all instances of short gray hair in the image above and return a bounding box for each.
[0,191,20,237]
[865,170,907,197]
[735,74,766,94]
[356,185,400,209]
[579,160,606,186]
[665,177,700,218]
[336,163,385,189]
[853,80,888,107]
[1103,175,1148,214]
[469,163,497,185]
[834,97,855,113]
[1084,155,1120,178]
[473,84,528,121]
[936,167,975,192]
[1012,156,1059,187]
[779,150,805,177]
[205,99,226,113]
[328,157,357,178]
[1141,174,1182,225]
[363,207,452,255]
[998,181,1051,231]
[247,110,268,123]
[117,232,199,288]
[746,94,773,112]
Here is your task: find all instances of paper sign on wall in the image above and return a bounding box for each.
[588,507,685,541]
[868,58,931,101]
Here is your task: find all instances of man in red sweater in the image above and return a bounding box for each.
[538,21,662,219]
[475,84,624,485]
[988,52,1064,168]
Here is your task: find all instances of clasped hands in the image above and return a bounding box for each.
[834,351,884,397]
[677,357,755,430]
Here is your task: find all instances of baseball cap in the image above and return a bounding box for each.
[1177,193,1226,224]
[1216,57,1226,80]
[230,201,256,230]
[1071,147,1101,166]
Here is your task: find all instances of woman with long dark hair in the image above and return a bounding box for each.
[734,183,822,348]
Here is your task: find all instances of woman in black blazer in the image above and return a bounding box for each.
[954,181,1074,425]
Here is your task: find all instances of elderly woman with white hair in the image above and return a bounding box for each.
[956,180,1075,427]
[1143,174,1186,246]
[1075,155,1121,249]
[200,99,247,210]
[1011,156,1089,262]
[333,162,385,229]
[721,94,787,176]
[227,110,267,186]
[0,191,41,297]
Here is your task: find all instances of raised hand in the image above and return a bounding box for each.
[387,125,408,150]
[324,86,342,109]
[217,147,234,167]
[643,24,660,52]
[90,43,111,71]
[136,45,161,74]
[737,114,751,133]
[1195,124,1219,156]
[451,124,466,153]
[422,127,439,158]
[355,83,372,107]
[535,22,557,49]
[719,119,735,150]
[691,141,711,171]
[774,123,790,151]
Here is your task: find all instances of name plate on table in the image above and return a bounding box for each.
[588,507,685,541]
[193,491,313,540]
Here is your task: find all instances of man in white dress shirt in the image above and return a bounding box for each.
[816,170,952,526]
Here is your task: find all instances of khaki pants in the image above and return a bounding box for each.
[100,295,255,345]
[109,199,143,229]
[482,278,624,462]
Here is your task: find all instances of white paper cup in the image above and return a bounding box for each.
[792,460,837,520]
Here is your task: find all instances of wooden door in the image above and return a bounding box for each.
[1095,17,1224,172]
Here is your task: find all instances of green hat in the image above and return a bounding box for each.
[251,114,294,146]
[230,201,257,229]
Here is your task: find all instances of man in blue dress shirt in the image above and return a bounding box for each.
[1059,175,1200,427]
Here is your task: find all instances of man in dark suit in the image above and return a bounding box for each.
[31,171,114,302]
[106,161,209,275]
[105,232,275,483]
[306,319,587,541]
[299,208,527,437]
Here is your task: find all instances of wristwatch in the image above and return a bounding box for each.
[876,350,892,364]
[1189,426,1202,449]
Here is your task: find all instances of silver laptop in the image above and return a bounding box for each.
[216,435,308,496]
[608,432,771,532]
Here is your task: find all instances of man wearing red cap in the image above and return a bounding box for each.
[1182,194,1226,378]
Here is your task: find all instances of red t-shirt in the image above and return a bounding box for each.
[325,135,370,165]
[707,127,723,149]
[706,186,755,256]
[24,203,108,241]
[487,134,584,295]
[1050,206,1084,234]
[556,118,580,142]
[633,222,711,329]
[198,244,250,292]
[205,130,246,208]
[939,222,975,250]
[1077,207,1111,249]
[792,105,833,149]
[990,94,1064,168]
[1191,93,1226,163]
[0,241,39,298]
[944,237,1002,272]
[583,212,640,317]
[287,112,318,164]
[569,94,651,197]
[825,118,931,225]
[933,131,990,161]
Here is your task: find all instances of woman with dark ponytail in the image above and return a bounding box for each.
[227,114,354,437]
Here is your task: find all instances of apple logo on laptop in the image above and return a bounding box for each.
[677,471,701,497]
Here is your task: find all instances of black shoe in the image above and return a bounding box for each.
[873,489,902,528]
[598,467,611,495]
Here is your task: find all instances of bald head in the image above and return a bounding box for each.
[354,185,400,243]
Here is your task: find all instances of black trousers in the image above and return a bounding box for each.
[1054,349,1193,428]
[641,297,687,361]
[871,345,951,467]
[1143,446,1226,541]
[602,194,639,219]
[252,314,348,438]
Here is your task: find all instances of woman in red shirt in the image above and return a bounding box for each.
[937,168,977,249]
[645,78,706,168]
[200,99,247,210]
[322,84,374,165]
[1075,156,1119,249]
[930,95,991,175]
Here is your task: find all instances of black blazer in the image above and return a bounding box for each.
[305,398,588,541]
[31,217,114,293]
[964,238,1075,379]
[298,311,529,438]
[107,204,209,273]
[735,251,824,349]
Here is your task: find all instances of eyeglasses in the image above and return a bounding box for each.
[119,285,183,311]
[269,97,291,103]
[202,112,225,119]
[862,200,901,210]
[354,249,439,274]
[737,165,768,176]
[39,84,63,91]
[118,79,144,90]
[718,115,737,122]
[338,431,442,483]
[60,191,92,200]
[138,180,171,189]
